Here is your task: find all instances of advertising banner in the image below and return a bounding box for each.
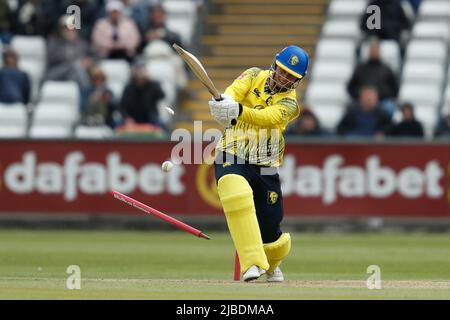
[0,140,448,217]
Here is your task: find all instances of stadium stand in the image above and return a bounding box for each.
[99,59,131,102]
[175,0,326,132]
[303,0,450,139]
[0,103,28,138]
[163,0,198,47]
[360,39,402,74]
[0,0,449,141]
[74,125,115,139]
[10,35,47,102]
[29,125,73,139]
[30,81,81,138]
[0,0,199,138]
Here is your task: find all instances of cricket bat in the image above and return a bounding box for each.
[173,43,237,125]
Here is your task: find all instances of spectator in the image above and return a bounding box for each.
[0,0,13,43]
[120,64,165,126]
[387,103,424,138]
[15,0,63,37]
[120,0,152,33]
[407,0,422,13]
[360,0,411,43]
[0,48,31,104]
[81,67,117,128]
[337,86,392,138]
[91,0,141,62]
[140,4,183,52]
[347,38,399,117]
[61,0,103,40]
[288,108,329,137]
[46,15,93,93]
[435,111,450,138]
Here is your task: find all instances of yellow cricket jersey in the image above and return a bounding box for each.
[216,67,301,167]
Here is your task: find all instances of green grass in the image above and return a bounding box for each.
[0,230,449,299]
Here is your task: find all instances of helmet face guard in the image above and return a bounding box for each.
[268,61,302,93]
[268,45,309,93]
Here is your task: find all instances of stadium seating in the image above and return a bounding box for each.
[398,83,442,111]
[143,40,188,111]
[0,126,27,138]
[11,36,46,61]
[412,21,450,42]
[163,0,198,47]
[29,125,72,139]
[327,0,368,18]
[310,60,354,83]
[0,103,27,127]
[143,40,174,59]
[307,0,450,139]
[39,81,80,110]
[418,0,450,20]
[321,20,361,39]
[99,59,131,101]
[74,125,115,139]
[1,0,449,140]
[146,59,178,106]
[305,81,349,116]
[359,40,402,74]
[401,61,445,84]
[443,85,450,115]
[0,103,28,138]
[11,36,47,102]
[29,81,81,138]
[310,1,366,129]
[32,103,79,127]
[0,0,202,139]
[405,39,447,62]
[315,39,357,63]
[310,103,346,131]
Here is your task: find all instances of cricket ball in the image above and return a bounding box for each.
[161,161,174,172]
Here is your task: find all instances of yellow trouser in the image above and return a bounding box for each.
[217,174,269,272]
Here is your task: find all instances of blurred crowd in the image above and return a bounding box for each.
[289,0,450,140]
[1,0,449,140]
[0,0,195,135]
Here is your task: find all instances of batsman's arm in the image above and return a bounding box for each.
[237,98,300,128]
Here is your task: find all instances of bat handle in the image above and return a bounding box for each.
[215,95,237,126]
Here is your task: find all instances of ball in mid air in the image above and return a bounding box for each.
[161,161,174,172]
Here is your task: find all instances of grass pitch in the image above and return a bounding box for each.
[0,230,449,299]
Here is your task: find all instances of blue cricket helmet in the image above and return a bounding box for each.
[275,45,309,80]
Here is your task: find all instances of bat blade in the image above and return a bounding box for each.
[173,43,221,100]
[173,43,237,125]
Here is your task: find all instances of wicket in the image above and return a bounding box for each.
[111,190,211,240]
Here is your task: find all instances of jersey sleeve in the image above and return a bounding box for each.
[224,67,261,101]
[238,97,300,128]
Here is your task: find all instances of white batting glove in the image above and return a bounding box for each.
[209,100,230,127]
[220,94,234,101]
[209,98,240,127]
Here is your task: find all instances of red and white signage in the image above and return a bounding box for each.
[0,140,448,217]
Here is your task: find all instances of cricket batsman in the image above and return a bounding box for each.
[209,45,309,282]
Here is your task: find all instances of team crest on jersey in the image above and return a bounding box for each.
[266,96,273,106]
[253,88,260,98]
[289,55,299,66]
[267,191,278,204]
